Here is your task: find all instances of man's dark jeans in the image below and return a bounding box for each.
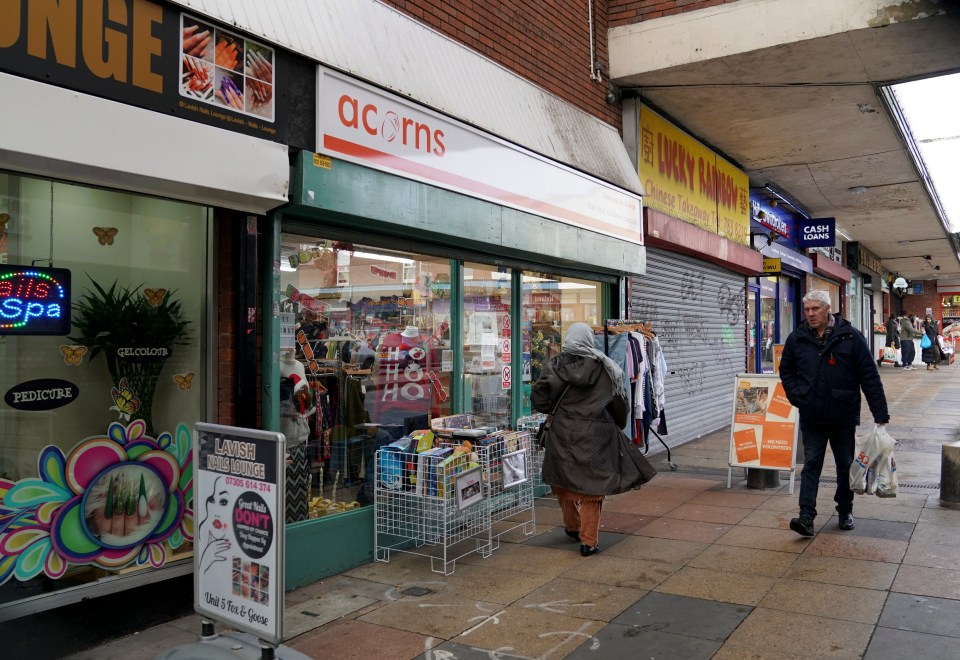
[901,339,916,366]
[799,421,855,519]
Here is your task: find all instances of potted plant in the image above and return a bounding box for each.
[70,278,191,435]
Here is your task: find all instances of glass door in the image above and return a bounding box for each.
[747,283,760,373]
[461,262,512,428]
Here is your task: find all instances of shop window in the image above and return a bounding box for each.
[0,173,208,605]
[759,277,777,373]
[462,262,512,428]
[279,236,452,521]
[520,271,600,415]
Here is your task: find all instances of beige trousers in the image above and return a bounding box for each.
[553,486,604,547]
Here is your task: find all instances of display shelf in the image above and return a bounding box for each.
[373,430,536,574]
[374,445,492,575]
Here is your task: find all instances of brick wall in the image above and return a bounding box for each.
[901,287,944,323]
[609,0,740,27]
[380,0,619,128]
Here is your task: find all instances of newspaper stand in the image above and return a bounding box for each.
[466,430,536,550]
[374,445,492,575]
[373,417,536,575]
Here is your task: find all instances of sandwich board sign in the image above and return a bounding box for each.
[727,374,798,493]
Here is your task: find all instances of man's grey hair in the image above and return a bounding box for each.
[802,290,832,309]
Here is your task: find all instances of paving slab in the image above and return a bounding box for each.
[559,553,682,590]
[901,539,960,569]
[451,605,604,659]
[512,576,647,621]
[877,592,960,638]
[456,541,586,577]
[715,525,811,553]
[663,502,754,524]
[724,607,873,659]
[758,578,887,624]
[287,619,431,660]
[285,592,379,638]
[785,554,900,590]
[891,564,960,600]
[611,591,751,641]
[804,533,908,563]
[654,566,776,606]
[687,544,798,578]
[357,594,502,639]
[635,517,732,543]
[603,534,708,564]
[565,623,721,659]
[521,525,626,553]
[820,515,915,541]
[863,626,960,660]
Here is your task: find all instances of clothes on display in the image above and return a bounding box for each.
[597,320,674,467]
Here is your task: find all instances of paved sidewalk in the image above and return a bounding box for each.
[67,363,960,659]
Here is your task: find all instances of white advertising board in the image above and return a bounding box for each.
[194,423,286,645]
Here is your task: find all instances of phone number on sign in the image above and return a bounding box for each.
[225,476,272,492]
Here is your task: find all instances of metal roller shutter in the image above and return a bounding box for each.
[630,249,747,451]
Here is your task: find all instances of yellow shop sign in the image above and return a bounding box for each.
[638,105,750,245]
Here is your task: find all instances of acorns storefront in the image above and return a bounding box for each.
[0,0,304,644]
[269,68,645,587]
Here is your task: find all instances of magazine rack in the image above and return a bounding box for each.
[373,430,535,574]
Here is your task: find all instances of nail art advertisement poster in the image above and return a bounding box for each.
[194,423,286,644]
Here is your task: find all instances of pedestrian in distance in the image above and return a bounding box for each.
[899,313,924,370]
[779,290,890,537]
[922,314,941,370]
[531,322,629,557]
[884,313,901,367]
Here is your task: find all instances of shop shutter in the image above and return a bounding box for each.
[630,249,747,451]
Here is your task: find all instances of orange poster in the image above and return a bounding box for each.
[767,382,793,419]
[733,427,760,464]
[773,344,784,373]
[760,421,795,468]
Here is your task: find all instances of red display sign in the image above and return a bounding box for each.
[0,266,71,335]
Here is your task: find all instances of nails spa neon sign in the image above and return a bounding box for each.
[0,266,72,335]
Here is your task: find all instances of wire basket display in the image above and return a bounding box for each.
[516,414,548,491]
[373,430,535,574]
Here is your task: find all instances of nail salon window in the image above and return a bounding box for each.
[0,172,208,604]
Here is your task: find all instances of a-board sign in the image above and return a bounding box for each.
[194,423,285,645]
[729,374,798,472]
[772,344,785,374]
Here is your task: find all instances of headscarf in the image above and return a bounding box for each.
[562,322,627,399]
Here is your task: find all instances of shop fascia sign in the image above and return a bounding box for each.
[761,242,812,273]
[0,0,287,141]
[796,218,835,248]
[316,67,643,245]
[845,241,882,275]
[751,200,791,239]
[638,105,750,245]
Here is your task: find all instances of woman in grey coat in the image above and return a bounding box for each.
[531,322,629,556]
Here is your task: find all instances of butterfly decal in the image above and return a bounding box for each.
[92,227,118,245]
[173,372,195,390]
[144,288,168,307]
[109,377,141,421]
[0,213,9,237]
[59,344,88,366]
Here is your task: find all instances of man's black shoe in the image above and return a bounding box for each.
[789,516,815,537]
[838,513,855,530]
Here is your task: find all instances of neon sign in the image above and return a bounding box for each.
[0,266,72,335]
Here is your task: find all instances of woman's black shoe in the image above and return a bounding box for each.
[565,530,581,542]
[580,544,600,557]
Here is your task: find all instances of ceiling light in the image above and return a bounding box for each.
[848,186,867,195]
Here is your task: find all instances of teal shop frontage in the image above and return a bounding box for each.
[268,68,646,588]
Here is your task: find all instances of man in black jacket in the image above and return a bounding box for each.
[779,290,890,536]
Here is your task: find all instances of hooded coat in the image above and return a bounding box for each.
[779,313,889,426]
[531,352,629,496]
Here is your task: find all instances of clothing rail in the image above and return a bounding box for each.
[601,319,673,467]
